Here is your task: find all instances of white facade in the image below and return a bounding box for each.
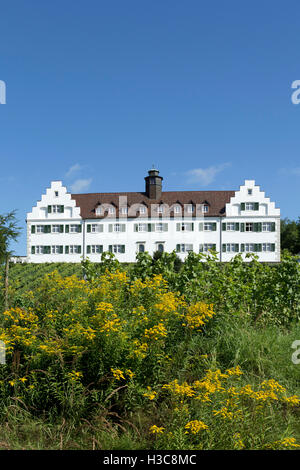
[26,178,280,263]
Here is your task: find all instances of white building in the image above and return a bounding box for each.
[26,169,280,263]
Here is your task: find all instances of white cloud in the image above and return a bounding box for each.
[66,163,82,178]
[70,178,92,193]
[185,163,231,186]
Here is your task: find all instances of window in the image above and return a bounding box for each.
[241,202,259,211]
[137,223,147,232]
[177,222,194,232]
[87,245,103,254]
[204,222,214,231]
[120,207,128,215]
[138,243,145,253]
[157,205,164,214]
[202,205,209,213]
[226,223,235,231]
[35,246,44,254]
[70,224,81,233]
[245,222,253,232]
[52,205,64,213]
[186,204,193,214]
[108,207,115,215]
[174,205,181,214]
[262,222,273,232]
[91,224,98,233]
[36,225,44,233]
[155,223,163,232]
[51,245,63,254]
[67,245,81,254]
[139,206,146,214]
[157,243,164,253]
[245,243,255,252]
[176,244,193,253]
[55,191,59,197]
[52,225,60,233]
[199,244,216,252]
[114,223,121,232]
[224,244,238,253]
[95,206,102,215]
[110,245,125,254]
[247,189,252,195]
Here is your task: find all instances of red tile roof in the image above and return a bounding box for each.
[71,190,235,219]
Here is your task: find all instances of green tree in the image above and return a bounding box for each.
[0,211,21,310]
[280,218,300,254]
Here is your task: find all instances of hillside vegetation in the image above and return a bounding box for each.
[0,251,299,450]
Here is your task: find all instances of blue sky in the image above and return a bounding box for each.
[1,0,300,255]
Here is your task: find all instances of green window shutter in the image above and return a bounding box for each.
[87,224,91,233]
[213,244,216,251]
[59,225,64,233]
[222,244,226,253]
[31,225,35,234]
[271,244,275,252]
[31,246,35,254]
[100,245,103,253]
[254,202,259,211]
[163,223,168,232]
[240,223,245,232]
[121,224,126,232]
[257,244,262,252]
[241,244,245,252]
[87,245,91,254]
[134,224,138,232]
[235,244,239,252]
[258,223,262,232]
[271,222,276,232]
[222,223,226,231]
[65,225,69,233]
[47,205,52,213]
[240,203,245,211]
[65,246,69,254]
[199,223,203,231]
[254,244,258,252]
[176,244,180,252]
[99,225,103,232]
[78,246,81,254]
[199,244,203,253]
[212,223,217,231]
[59,246,63,254]
[176,223,180,231]
[109,224,113,232]
[191,223,194,231]
[254,223,258,232]
[121,245,125,253]
[109,245,112,252]
[148,223,152,232]
[151,223,155,232]
[78,225,82,233]
[45,246,50,254]
[60,205,64,213]
[235,223,240,231]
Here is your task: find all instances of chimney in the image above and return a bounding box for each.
[145,168,163,199]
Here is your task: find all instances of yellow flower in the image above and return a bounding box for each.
[9,380,15,386]
[185,420,208,434]
[149,425,165,434]
[111,368,125,381]
[19,377,27,383]
[143,387,157,400]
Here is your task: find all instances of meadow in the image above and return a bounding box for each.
[0,250,299,450]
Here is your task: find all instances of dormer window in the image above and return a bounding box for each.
[109,207,115,215]
[186,204,193,213]
[202,204,209,213]
[139,206,146,214]
[174,205,181,214]
[95,206,102,216]
[120,207,128,215]
[157,205,164,214]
